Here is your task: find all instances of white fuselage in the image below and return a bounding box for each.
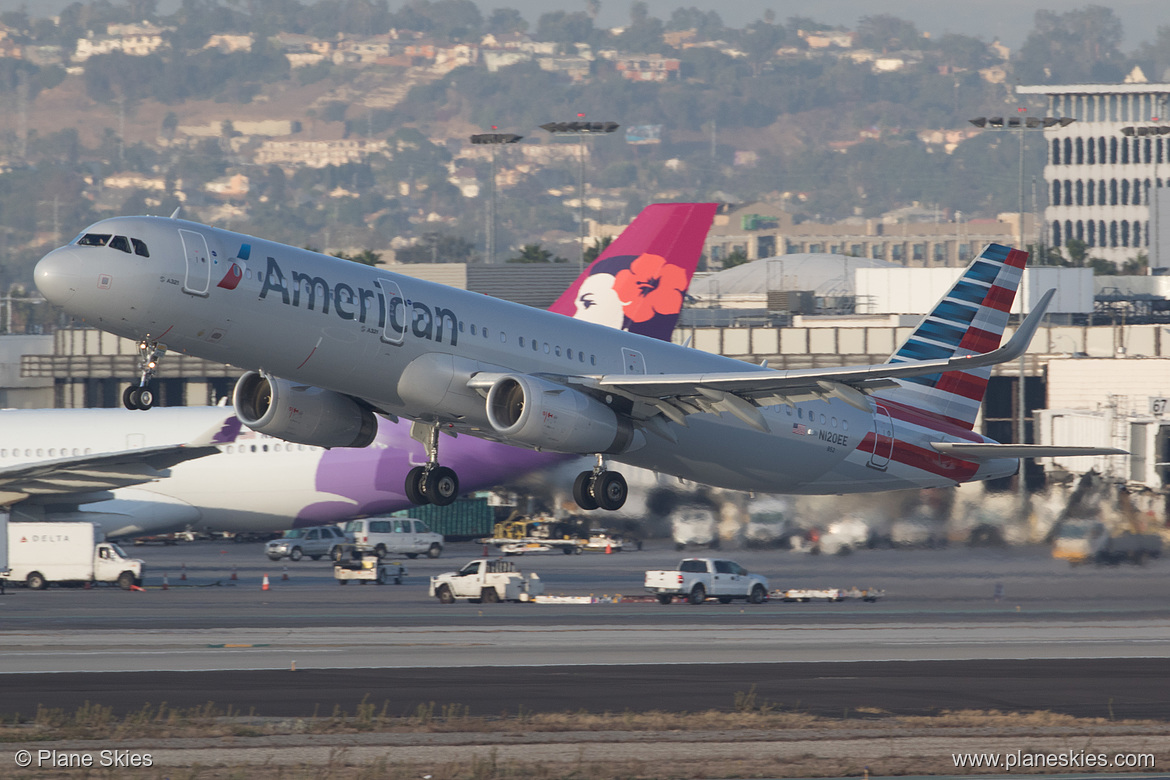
[2,406,555,538]
[35,216,1017,496]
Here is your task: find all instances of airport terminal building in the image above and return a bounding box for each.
[1018,79,1170,269]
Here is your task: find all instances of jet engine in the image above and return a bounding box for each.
[485,374,633,454]
[233,371,377,449]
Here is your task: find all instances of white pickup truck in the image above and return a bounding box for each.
[429,558,544,604]
[644,558,769,605]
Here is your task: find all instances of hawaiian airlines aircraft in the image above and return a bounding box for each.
[8,205,710,537]
[35,207,1120,512]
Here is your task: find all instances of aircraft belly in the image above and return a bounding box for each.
[616,413,849,493]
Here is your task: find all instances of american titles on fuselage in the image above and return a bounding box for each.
[256,255,459,347]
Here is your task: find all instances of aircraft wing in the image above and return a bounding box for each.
[569,290,1057,433]
[0,414,240,506]
[930,443,1127,460]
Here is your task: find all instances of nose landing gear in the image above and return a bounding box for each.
[123,341,166,411]
[572,455,628,511]
[404,422,460,507]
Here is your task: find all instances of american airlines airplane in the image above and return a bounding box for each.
[9,204,712,537]
[34,206,1120,512]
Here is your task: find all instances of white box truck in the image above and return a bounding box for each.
[3,522,144,590]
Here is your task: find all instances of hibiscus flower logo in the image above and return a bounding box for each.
[612,253,687,324]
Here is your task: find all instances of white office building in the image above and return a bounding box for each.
[1018,81,1170,269]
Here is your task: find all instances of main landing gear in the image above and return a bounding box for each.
[404,422,460,507]
[123,341,165,411]
[572,454,628,511]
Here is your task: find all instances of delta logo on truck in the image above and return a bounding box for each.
[19,532,72,544]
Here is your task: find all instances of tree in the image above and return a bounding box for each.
[1014,6,1125,84]
[856,15,924,52]
[335,249,382,266]
[486,8,527,35]
[536,11,594,44]
[1064,238,1088,267]
[1087,257,1118,275]
[1131,25,1170,83]
[396,232,476,263]
[740,20,783,76]
[583,235,613,264]
[507,243,568,263]
[721,248,749,268]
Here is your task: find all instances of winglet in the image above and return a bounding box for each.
[953,288,1055,371]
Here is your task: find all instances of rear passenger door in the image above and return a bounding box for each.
[711,560,739,596]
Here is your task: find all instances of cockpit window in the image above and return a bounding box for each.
[131,238,150,257]
[77,233,111,247]
[109,235,131,253]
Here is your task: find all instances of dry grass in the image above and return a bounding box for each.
[2,694,1163,743]
[4,695,1167,779]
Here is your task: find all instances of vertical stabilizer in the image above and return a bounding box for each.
[547,202,717,340]
[880,243,1029,429]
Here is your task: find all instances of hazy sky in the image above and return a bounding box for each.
[3,1,1167,50]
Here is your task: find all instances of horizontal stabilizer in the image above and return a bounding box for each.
[930,442,1127,461]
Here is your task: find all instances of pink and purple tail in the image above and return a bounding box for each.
[547,203,717,341]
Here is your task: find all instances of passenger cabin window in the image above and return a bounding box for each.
[77,233,111,247]
[109,235,131,253]
[131,238,149,257]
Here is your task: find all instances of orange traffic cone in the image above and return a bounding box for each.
[281,566,289,582]
[605,540,612,554]
[230,566,238,581]
[261,573,270,591]
[180,563,187,581]
[162,573,169,591]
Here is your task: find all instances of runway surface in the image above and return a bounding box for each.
[4,658,1169,721]
[2,541,1169,720]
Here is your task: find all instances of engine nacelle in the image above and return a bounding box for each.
[485,374,633,454]
[233,371,377,449]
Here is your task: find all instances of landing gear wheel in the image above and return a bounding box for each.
[423,466,459,506]
[123,385,155,411]
[404,466,430,506]
[573,471,599,510]
[591,471,628,511]
[137,387,154,409]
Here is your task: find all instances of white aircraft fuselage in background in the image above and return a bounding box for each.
[35,214,1118,508]
[0,406,556,539]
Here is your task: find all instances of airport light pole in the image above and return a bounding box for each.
[470,130,523,264]
[540,118,619,268]
[1120,120,1170,272]
[968,111,1074,519]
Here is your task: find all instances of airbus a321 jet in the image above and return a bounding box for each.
[3,204,711,539]
[35,207,1121,512]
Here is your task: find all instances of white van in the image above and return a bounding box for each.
[345,517,444,559]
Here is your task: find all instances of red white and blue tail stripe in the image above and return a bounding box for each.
[879,243,1028,430]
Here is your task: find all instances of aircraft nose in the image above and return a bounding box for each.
[35,247,84,306]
